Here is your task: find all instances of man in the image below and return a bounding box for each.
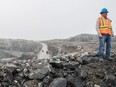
[96,8,114,60]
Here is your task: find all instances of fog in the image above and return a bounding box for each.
[0,0,116,40]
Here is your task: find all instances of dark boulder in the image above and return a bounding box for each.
[63,62,79,70]
[50,61,63,69]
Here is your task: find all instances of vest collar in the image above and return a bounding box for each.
[101,16,108,20]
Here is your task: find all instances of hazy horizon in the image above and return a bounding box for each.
[0,0,116,40]
[0,33,99,41]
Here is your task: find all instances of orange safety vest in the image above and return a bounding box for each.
[99,16,112,35]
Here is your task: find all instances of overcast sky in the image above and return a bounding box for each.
[0,0,116,40]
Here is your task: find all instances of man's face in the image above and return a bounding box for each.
[102,13,108,18]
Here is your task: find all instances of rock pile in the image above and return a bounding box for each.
[0,53,116,87]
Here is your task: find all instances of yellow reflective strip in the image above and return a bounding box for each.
[100,18,102,26]
[101,17,104,26]
[100,28,111,30]
[99,26,109,28]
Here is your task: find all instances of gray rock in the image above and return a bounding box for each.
[23,80,38,87]
[66,75,75,87]
[49,65,56,74]
[81,56,99,65]
[64,62,79,70]
[74,77,84,87]
[86,81,94,87]
[42,76,53,87]
[95,71,105,79]
[80,70,88,80]
[1,82,10,87]
[104,75,116,86]
[49,78,67,87]
[28,67,50,80]
[50,61,63,69]
[2,69,14,85]
[94,84,100,87]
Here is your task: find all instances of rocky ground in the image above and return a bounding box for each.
[0,52,115,87]
[0,34,116,87]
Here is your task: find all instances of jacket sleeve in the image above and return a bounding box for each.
[96,19,101,34]
[110,21,114,34]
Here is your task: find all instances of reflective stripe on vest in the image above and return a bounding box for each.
[99,17,112,35]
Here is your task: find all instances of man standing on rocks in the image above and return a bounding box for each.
[96,8,114,60]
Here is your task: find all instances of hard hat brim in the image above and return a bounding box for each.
[100,12,108,14]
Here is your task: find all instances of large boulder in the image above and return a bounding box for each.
[28,67,50,80]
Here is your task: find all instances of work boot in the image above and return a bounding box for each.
[104,55,113,61]
[106,57,113,61]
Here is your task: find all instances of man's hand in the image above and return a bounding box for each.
[112,32,114,37]
[98,33,103,38]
